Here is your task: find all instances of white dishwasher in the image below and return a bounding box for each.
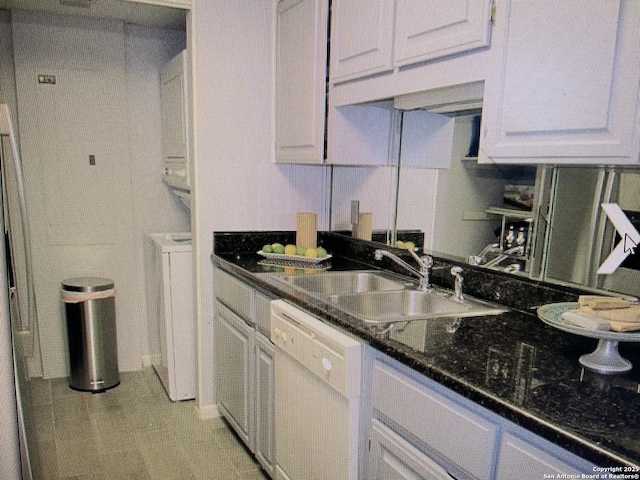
[270,300,362,480]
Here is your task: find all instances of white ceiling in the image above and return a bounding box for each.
[0,0,187,30]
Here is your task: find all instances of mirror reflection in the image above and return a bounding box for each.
[330,111,640,297]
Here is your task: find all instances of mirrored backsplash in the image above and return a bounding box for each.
[329,110,640,299]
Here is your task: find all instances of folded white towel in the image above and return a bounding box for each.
[561,310,610,331]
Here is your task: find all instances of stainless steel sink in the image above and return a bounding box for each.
[282,270,408,296]
[332,288,507,324]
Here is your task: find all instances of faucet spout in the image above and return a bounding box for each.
[374,249,433,291]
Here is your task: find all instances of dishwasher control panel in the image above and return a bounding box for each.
[270,300,362,398]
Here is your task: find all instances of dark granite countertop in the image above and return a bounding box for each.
[212,231,640,469]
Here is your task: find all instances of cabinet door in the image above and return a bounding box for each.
[480,0,640,164]
[369,419,455,480]
[214,302,254,450]
[393,0,492,68]
[254,333,275,477]
[496,432,595,480]
[275,0,329,163]
[160,50,190,189]
[329,0,394,82]
[373,360,498,480]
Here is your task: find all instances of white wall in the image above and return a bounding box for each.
[190,1,330,412]
[11,10,187,378]
[431,116,509,257]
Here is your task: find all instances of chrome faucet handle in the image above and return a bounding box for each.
[420,254,434,268]
[451,267,464,302]
[418,255,434,291]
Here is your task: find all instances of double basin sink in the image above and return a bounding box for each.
[273,270,507,324]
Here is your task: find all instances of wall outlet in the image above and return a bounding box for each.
[351,200,360,224]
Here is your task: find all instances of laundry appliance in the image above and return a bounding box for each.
[144,232,195,401]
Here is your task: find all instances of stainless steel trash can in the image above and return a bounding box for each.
[62,277,119,392]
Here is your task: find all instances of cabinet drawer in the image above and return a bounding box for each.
[373,361,498,480]
[370,418,455,480]
[496,432,595,480]
[214,269,254,321]
[254,292,273,336]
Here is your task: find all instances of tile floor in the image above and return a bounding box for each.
[30,368,268,480]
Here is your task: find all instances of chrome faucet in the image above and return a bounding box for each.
[374,249,434,291]
[451,267,464,302]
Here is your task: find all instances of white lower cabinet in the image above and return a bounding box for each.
[368,354,597,480]
[370,358,497,480]
[369,419,454,480]
[254,331,275,477]
[214,268,276,477]
[214,301,255,450]
[495,432,593,480]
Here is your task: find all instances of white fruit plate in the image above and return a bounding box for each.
[257,251,332,264]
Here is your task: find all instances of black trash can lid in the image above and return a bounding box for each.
[62,277,114,293]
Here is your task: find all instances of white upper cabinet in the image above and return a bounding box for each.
[480,0,640,165]
[330,0,493,83]
[275,0,329,163]
[329,0,394,82]
[393,0,493,68]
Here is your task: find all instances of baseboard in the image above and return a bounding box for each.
[196,403,220,420]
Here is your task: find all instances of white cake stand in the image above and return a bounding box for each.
[537,302,640,374]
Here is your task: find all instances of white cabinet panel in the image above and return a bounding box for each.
[394,0,492,67]
[480,0,640,164]
[275,0,329,163]
[329,0,394,82]
[254,332,275,477]
[369,419,455,480]
[329,0,492,84]
[214,301,255,450]
[496,432,596,480]
[214,268,254,321]
[373,360,498,480]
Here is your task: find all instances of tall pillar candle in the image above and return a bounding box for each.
[353,213,373,241]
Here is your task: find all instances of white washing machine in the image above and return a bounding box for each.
[144,232,195,401]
